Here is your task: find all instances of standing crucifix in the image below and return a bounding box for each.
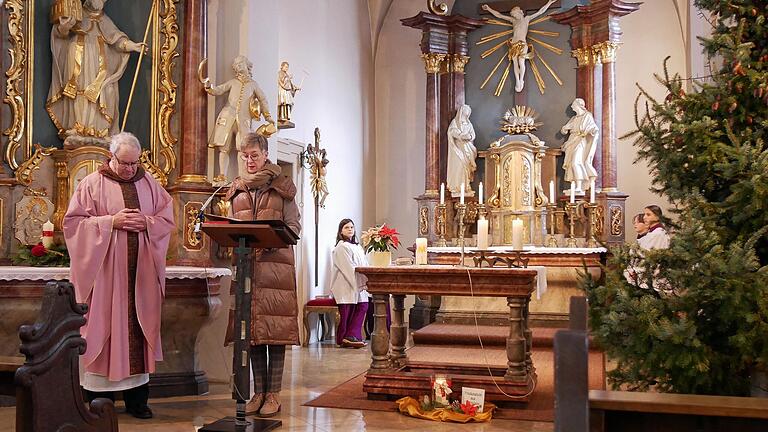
[305,128,329,288]
[480,0,558,92]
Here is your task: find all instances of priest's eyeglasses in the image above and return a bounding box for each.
[114,155,140,168]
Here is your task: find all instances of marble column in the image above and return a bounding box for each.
[177,0,209,185]
[594,41,620,192]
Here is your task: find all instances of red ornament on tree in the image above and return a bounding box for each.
[30,243,47,257]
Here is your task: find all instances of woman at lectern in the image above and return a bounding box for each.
[224,132,301,418]
[330,219,370,348]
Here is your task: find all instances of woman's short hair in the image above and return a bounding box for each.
[109,132,142,154]
[633,213,645,223]
[336,218,357,244]
[645,205,664,224]
[242,132,268,152]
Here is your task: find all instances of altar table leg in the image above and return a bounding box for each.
[390,295,407,368]
[370,294,390,370]
[525,293,533,373]
[505,296,528,383]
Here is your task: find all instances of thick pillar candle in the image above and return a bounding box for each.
[512,219,524,250]
[477,219,489,250]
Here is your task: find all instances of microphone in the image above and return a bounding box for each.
[194,181,232,234]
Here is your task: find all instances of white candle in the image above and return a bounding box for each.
[42,220,54,249]
[590,179,596,204]
[478,182,484,204]
[570,182,575,204]
[440,183,445,205]
[477,219,489,250]
[415,237,428,265]
[549,180,555,204]
[511,219,524,251]
[460,182,465,205]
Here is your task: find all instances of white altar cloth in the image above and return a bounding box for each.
[0,266,232,281]
[427,246,607,254]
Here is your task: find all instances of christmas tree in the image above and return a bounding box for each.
[582,0,768,395]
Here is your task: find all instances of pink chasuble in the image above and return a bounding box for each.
[63,170,174,382]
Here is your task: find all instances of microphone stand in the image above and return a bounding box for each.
[195,182,231,235]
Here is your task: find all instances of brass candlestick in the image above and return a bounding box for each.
[476,202,487,220]
[435,202,448,247]
[586,202,599,248]
[455,202,466,266]
[565,201,581,248]
[545,203,558,248]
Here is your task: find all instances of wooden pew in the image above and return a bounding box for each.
[0,356,24,406]
[554,297,768,432]
[15,281,117,431]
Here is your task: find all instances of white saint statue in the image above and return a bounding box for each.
[446,105,477,194]
[203,55,274,182]
[47,0,146,140]
[482,1,556,92]
[560,98,599,193]
[277,61,301,125]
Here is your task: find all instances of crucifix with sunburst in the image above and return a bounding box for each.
[478,1,563,96]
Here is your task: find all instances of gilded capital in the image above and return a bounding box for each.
[421,53,447,74]
[451,54,470,74]
[593,41,621,64]
[571,48,593,68]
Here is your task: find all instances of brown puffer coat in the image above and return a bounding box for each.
[229,174,301,346]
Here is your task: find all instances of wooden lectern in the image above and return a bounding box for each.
[199,218,298,432]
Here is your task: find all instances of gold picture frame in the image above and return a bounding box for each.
[2,0,180,184]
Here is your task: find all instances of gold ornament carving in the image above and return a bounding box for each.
[610,205,623,236]
[593,41,621,64]
[427,0,449,16]
[140,150,168,187]
[451,54,470,74]
[15,144,54,185]
[595,204,604,236]
[572,47,594,67]
[419,206,429,235]
[421,53,447,74]
[434,206,445,238]
[4,0,27,170]
[155,0,180,176]
[52,159,68,230]
[184,201,204,251]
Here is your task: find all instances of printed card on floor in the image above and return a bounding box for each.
[461,387,485,412]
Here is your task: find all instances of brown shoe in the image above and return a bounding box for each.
[257,392,281,417]
[245,393,264,415]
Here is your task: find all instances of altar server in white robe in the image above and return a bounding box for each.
[638,205,670,251]
[330,219,369,348]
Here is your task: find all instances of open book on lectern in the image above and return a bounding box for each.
[203,213,300,245]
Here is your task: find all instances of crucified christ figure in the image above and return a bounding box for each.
[482,0,556,92]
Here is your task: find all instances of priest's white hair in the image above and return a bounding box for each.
[110,132,142,154]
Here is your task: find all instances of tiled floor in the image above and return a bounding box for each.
[0,342,553,431]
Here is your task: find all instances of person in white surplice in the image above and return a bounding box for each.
[446,105,477,195]
[330,219,370,349]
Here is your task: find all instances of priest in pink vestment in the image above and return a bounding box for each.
[63,132,174,419]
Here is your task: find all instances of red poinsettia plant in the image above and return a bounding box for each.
[360,224,400,253]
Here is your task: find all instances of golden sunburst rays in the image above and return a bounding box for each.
[477,14,563,96]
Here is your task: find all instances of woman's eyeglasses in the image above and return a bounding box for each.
[240,152,264,162]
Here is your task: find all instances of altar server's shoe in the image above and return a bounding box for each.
[245,393,264,415]
[258,392,281,417]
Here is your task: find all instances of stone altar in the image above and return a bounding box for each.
[0,266,229,397]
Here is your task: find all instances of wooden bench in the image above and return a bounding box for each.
[0,355,24,406]
[554,296,768,432]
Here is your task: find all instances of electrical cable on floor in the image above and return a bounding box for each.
[466,267,537,399]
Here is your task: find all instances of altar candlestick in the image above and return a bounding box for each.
[570,182,575,204]
[440,183,445,205]
[478,182,484,204]
[477,219,489,250]
[511,219,524,250]
[549,180,555,204]
[460,183,465,205]
[415,238,428,265]
[42,220,54,249]
[590,179,596,204]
